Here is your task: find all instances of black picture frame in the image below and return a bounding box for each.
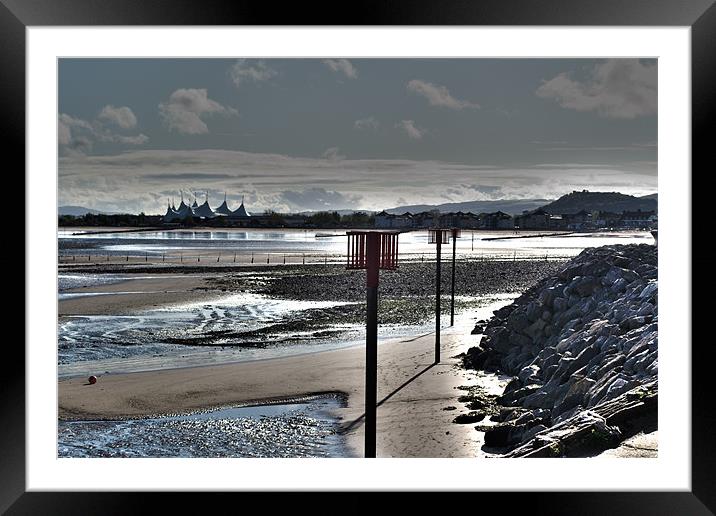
[4,0,711,513]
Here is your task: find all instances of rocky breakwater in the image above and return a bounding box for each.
[463,244,657,457]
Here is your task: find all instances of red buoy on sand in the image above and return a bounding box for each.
[88,375,97,385]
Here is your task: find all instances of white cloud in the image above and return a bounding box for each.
[407,79,480,110]
[59,109,148,155]
[536,59,657,119]
[159,88,238,134]
[59,113,93,132]
[281,187,360,211]
[533,163,615,169]
[396,120,426,140]
[98,105,137,129]
[354,116,380,130]
[58,114,95,155]
[100,133,150,145]
[323,59,358,79]
[58,118,71,145]
[58,148,657,214]
[229,59,278,87]
[322,147,345,161]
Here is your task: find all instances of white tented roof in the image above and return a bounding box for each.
[214,193,232,216]
[175,202,194,219]
[230,201,250,218]
[163,202,181,222]
[194,199,216,219]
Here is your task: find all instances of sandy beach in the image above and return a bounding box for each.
[57,259,567,457]
[59,320,505,458]
[59,275,218,316]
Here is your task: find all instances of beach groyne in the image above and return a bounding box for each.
[463,244,657,457]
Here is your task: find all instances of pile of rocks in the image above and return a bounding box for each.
[463,244,658,457]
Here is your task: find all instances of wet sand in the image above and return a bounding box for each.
[58,322,503,458]
[56,260,552,457]
[59,275,219,316]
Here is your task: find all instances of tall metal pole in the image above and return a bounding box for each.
[435,231,441,364]
[451,229,457,326]
[365,232,380,458]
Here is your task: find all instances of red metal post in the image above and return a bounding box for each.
[435,230,442,364]
[364,232,380,458]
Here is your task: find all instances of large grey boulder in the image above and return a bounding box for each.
[462,244,658,456]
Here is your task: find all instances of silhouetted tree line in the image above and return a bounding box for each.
[58,211,375,229]
[59,213,162,227]
[303,211,374,228]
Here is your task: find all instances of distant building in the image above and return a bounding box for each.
[547,214,567,230]
[452,211,482,229]
[515,208,550,230]
[620,210,657,228]
[162,191,252,224]
[592,211,622,228]
[162,201,180,222]
[374,210,415,229]
[214,193,232,216]
[374,210,391,228]
[479,211,514,230]
[193,192,216,219]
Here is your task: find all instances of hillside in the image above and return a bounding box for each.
[386,199,550,216]
[540,191,657,215]
[58,205,106,216]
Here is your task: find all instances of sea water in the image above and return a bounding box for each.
[59,228,654,260]
[58,395,350,458]
[58,292,360,376]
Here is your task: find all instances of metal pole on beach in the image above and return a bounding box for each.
[451,228,457,327]
[364,232,379,459]
[346,230,399,458]
[435,231,442,363]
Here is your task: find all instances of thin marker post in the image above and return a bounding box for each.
[364,232,379,459]
[450,228,461,327]
[347,230,399,458]
[436,233,441,363]
[429,229,450,363]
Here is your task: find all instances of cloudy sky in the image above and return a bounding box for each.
[58,58,657,214]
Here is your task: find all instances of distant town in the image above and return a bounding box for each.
[59,190,657,231]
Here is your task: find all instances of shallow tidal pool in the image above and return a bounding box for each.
[58,395,350,458]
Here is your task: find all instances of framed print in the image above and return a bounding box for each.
[4,0,713,513]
